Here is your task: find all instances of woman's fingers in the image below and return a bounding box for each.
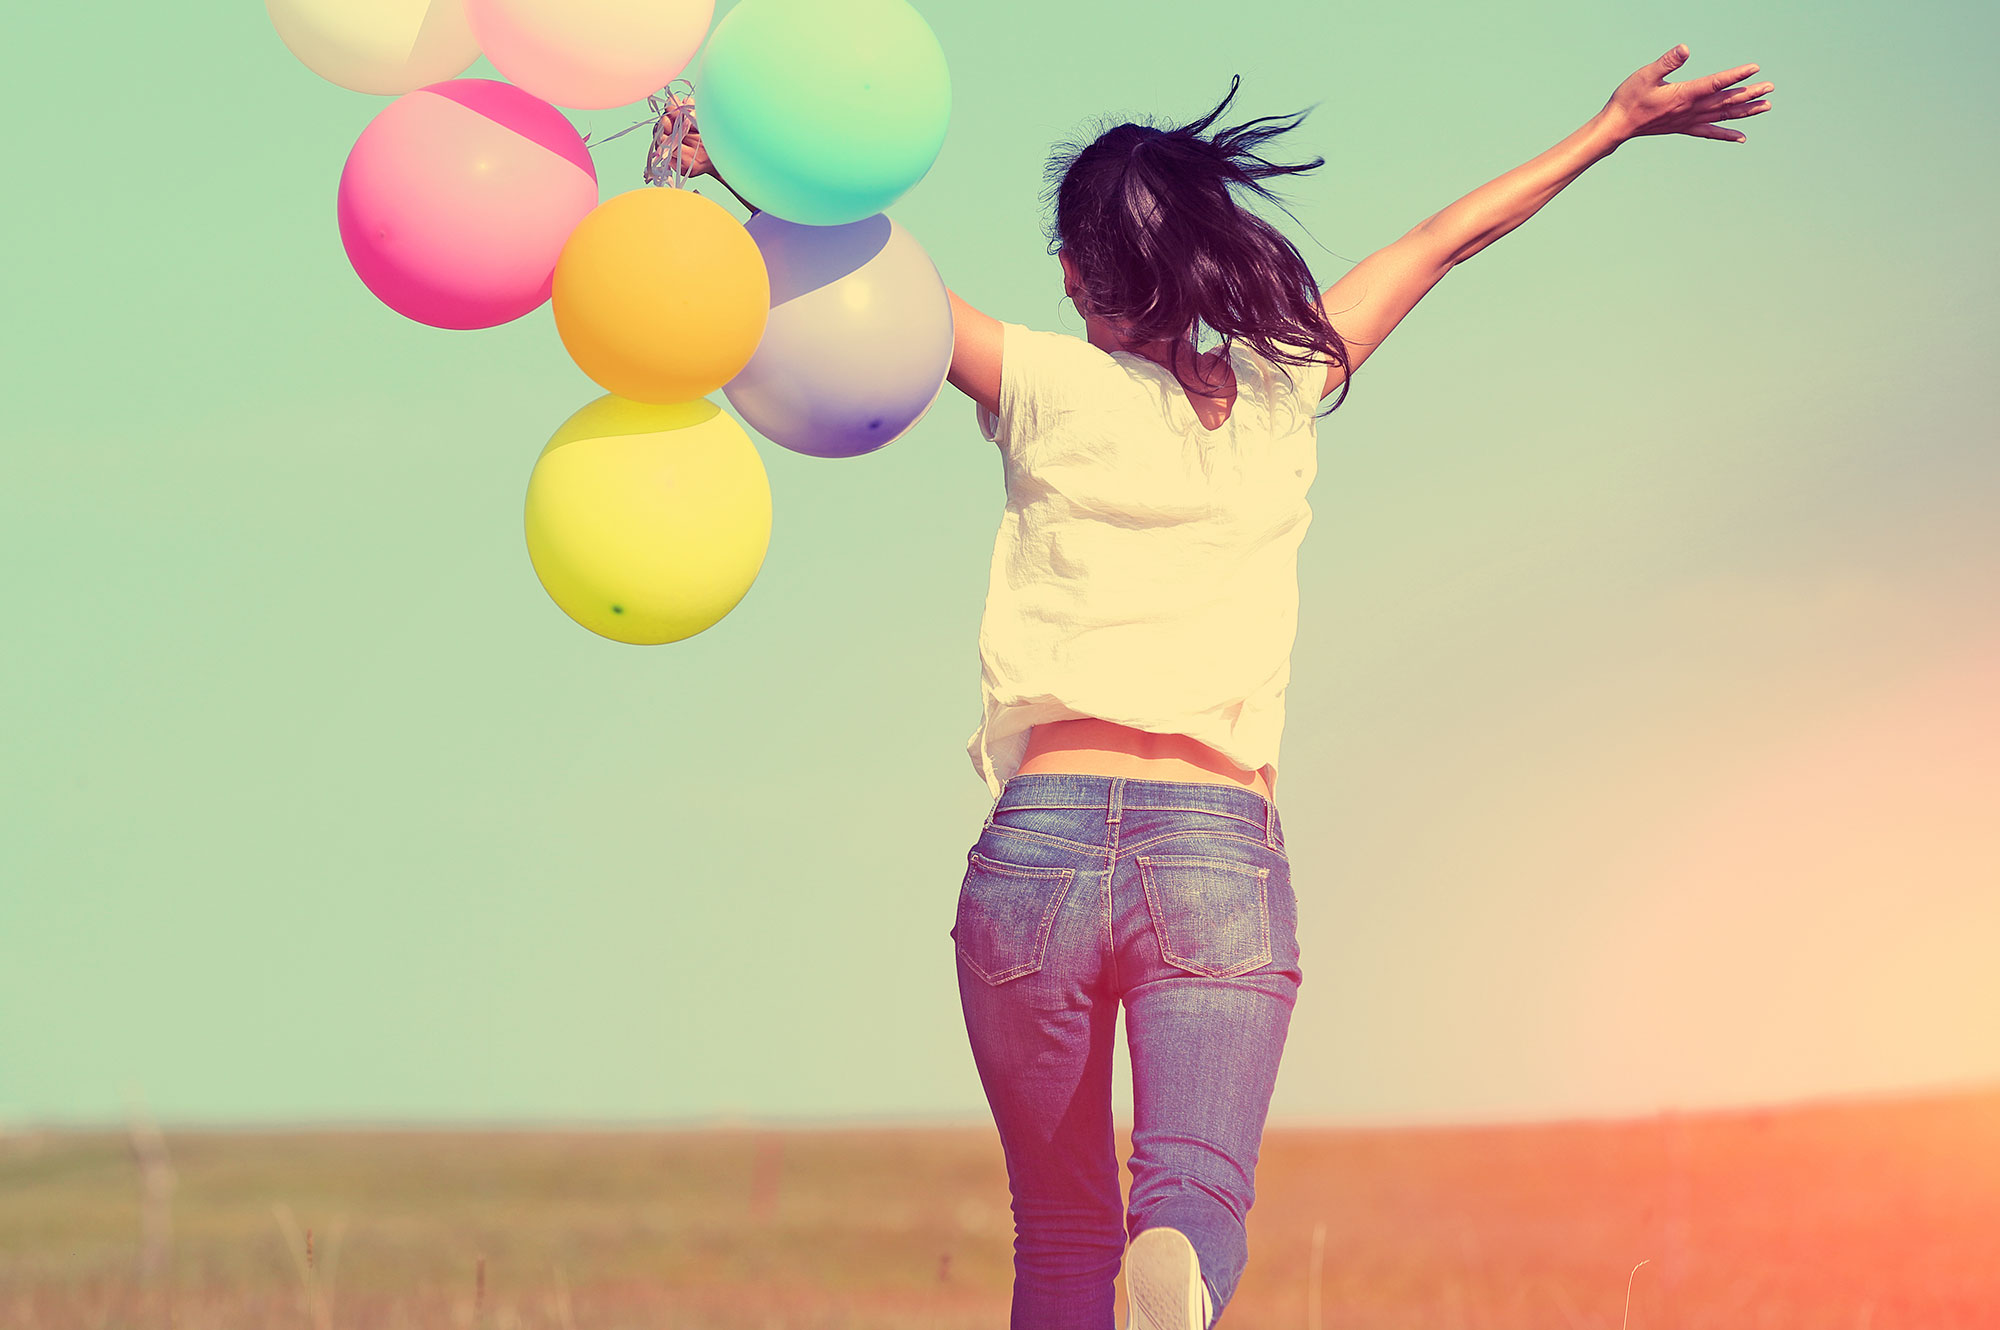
[1703,92,1773,117]
[1702,79,1774,111]
[1691,100,1774,143]
[1706,62,1761,94]
[1721,81,1776,105]
[1670,64,1775,144]
[1688,82,1774,140]
[1609,48,1772,142]
[1690,122,1749,143]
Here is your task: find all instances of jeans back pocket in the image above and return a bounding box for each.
[953,851,1078,985]
[1135,853,1272,978]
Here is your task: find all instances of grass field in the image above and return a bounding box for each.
[3,1088,1995,1329]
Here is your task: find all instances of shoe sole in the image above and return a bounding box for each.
[1125,1226,1206,1330]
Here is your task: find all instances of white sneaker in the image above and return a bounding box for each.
[1123,1226,1214,1330]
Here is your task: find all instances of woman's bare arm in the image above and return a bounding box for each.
[1419,43,1775,268]
[1298,44,1776,400]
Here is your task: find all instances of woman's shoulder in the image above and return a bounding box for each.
[1013,322,1107,368]
[1006,323,1128,409]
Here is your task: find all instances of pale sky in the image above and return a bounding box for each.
[3,0,1996,1129]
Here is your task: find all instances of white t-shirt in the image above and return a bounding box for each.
[967,319,1326,799]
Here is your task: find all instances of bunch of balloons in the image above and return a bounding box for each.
[268,0,954,644]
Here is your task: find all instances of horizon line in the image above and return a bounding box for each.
[8,1078,1995,1138]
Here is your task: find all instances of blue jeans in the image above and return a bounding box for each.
[951,773,1303,1329]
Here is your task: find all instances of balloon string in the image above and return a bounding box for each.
[580,77,699,189]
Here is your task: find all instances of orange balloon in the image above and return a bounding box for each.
[552,188,770,404]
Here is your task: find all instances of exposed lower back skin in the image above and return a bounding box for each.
[1016,717,1277,803]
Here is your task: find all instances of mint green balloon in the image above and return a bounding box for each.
[696,0,950,226]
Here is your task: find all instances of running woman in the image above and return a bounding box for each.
[688,43,1774,1327]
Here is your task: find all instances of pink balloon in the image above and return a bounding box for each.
[337,79,599,330]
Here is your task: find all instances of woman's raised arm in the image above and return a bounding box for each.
[1297,45,1775,400]
[1419,44,1775,268]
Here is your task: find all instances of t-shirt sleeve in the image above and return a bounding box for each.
[1291,351,1331,405]
[1267,336,1330,407]
[975,321,1072,450]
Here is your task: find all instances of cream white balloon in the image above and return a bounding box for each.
[465,0,714,110]
[265,0,480,97]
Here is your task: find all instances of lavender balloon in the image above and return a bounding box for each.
[723,213,952,459]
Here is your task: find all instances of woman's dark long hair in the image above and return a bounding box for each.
[1043,74,1352,421]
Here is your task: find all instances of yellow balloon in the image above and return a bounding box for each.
[552,189,770,405]
[524,395,772,644]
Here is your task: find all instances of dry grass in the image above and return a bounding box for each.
[2,1087,1995,1329]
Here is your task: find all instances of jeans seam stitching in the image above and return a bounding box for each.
[1123,830,1273,858]
[1105,863,1119,995]
[981,824,1103,856]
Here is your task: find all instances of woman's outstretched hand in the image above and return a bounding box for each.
[1602,44,1775,145]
